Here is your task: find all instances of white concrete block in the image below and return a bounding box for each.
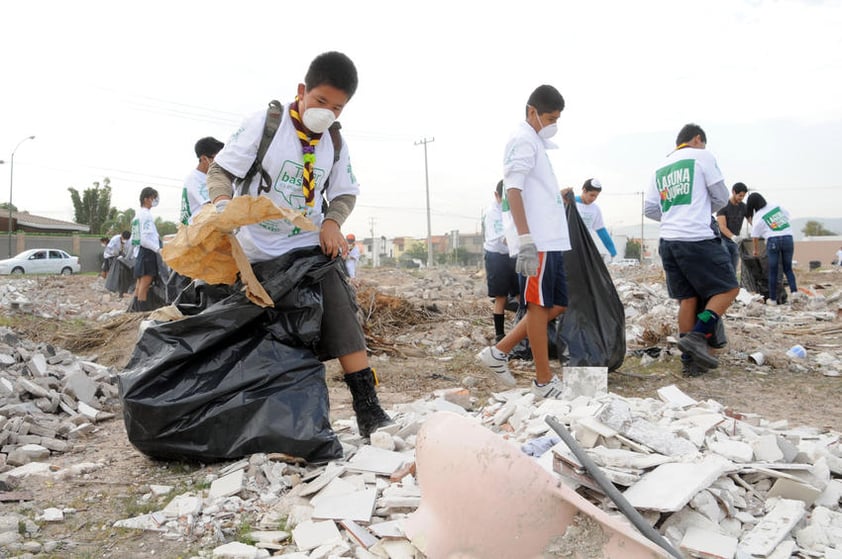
[680,526,737,559]
[311,487,377,523]
[291,520,343,552]
[738,498,806,557]
[208,468,245,501]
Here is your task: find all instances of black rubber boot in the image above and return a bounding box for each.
[343,368,393,438]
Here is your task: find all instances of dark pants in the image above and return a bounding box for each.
[766,235,797,301]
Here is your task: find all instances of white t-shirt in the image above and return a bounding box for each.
[103,234,126,258]
[750,203,793,240]
[576,200,605,232]
[483,199,508,254]
[130,207,160,256]
[502,121,570,252]
[345,244,360,278]
[836,249,842,264]
[646,147,726,241]
[180,168,209,225]
[215,105,359,262]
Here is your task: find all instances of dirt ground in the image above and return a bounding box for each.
[1,264,841,558]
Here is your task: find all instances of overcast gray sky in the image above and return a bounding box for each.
[2,0,841,240]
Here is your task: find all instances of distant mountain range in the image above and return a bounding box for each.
[612,217,842,242]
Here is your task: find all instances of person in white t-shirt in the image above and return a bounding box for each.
[836,247,842,267]
[644,123,738,376]
[746,192,798,305]
[207,51,390,439]
[180,136,224,226]
[575,178,617,259]
[102,231,130,278]
[483,180,519,342]
[130,187,161,312]
[344,233,360,278]
[477,84,571,400]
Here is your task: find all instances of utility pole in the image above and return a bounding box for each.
[414,137,435,268]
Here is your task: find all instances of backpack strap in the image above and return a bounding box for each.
[237,100,283,196]
[321,121,343,214]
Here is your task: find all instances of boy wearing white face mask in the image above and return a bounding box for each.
[477,84,572,399]
[207,51,392,440]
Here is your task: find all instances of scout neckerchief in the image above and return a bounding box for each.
[289,98,322,207]
[667,142,693,156]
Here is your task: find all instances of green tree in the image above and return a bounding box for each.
[404,243,429,262]
[0,203,19,212]
[802,220,836,237]
[68,178,116,235]
[102,208,135,236]
[625,238,641,260]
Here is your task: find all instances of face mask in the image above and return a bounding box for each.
[538,121,558,139]
[532,107,558,139]
[151,198,159,208]
[302,107,336,134]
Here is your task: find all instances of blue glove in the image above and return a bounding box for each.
[516,234,539,277]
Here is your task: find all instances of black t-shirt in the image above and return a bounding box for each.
[716,200,746,236]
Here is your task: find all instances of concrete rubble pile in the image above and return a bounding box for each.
[0,327,118,471]
[0,277,122,322]
[5,375,841,558]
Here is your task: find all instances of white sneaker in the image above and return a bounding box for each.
[531,375,565,400]
[766,299,778,306]
[477,346,516,388]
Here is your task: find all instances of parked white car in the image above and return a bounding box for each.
[0,249,81,275]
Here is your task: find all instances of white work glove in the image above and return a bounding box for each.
[214,198,230,213]
[731,235,743,245]
[516,234,539,277]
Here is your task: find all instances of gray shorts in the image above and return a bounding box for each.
[316,262,366,361]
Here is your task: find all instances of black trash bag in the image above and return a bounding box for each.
[739,239,787,304]
[105,255,135,297]
[556,198,626,371]
[118,248,344,463]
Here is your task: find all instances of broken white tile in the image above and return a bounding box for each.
[657,384,697,408]
[211,541,269,558]
[708,438,754,463]
[738,498,806,557]
[346,445,408,475]
[339,519,378,549]
[752,435,785,463]
[312,487,377,523]
[208,468,245,500]
[291,520,343,552]
[112,513,166,532]
[766,477,822,505]
[299,463,346,497]
[680,526,737,559]
[309,476,358,507]
[368,519,405,538]
[794,505,842,550]
[623,455,734,512]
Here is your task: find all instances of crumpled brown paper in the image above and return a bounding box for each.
[161,196,316,307]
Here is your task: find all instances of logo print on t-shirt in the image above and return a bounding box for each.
[655,159,695,212]
[763,207,791,232]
